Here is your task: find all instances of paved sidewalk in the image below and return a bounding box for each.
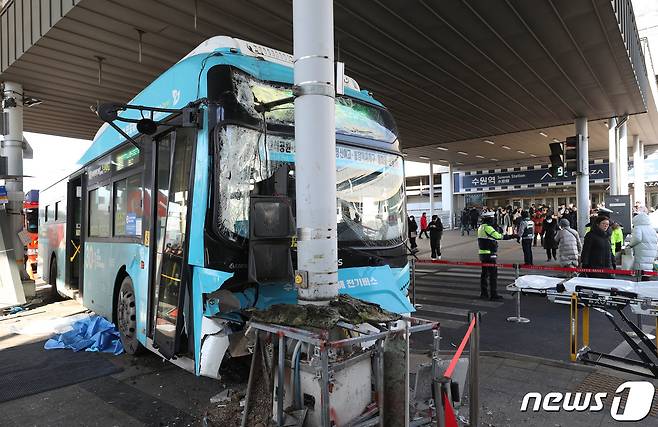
[411,351,658,426]
[414,229,562,267]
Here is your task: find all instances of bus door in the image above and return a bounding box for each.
[66,175,83,292]
[152,129,195,359]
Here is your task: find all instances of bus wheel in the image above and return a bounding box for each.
[116,276,143,355]
[49,259,61,302]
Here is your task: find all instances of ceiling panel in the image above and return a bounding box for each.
[0,0,652,163]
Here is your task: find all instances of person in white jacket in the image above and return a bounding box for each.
[626,212,658,280]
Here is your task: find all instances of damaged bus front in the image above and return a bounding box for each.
[61,37,412,378]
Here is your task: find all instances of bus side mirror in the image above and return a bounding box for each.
[96,102,121,122]
[136,118,158,135]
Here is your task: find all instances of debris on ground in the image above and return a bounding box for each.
[207,338,272,427]
[44,315,123,355]
[7,306,24,315]
[1,297,45,317]
[209,388,232,404]
[8,312,90,335]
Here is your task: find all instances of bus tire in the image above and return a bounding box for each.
[49,257,62,302]
[116,276,144,355]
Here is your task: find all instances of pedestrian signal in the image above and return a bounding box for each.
[564,135,579,173]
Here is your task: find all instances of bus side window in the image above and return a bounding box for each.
[89,185,112,237]
[113,174,143,237]
[45,205,50,222]
[55,202,60,221]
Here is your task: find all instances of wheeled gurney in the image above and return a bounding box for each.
[510,275,658,378]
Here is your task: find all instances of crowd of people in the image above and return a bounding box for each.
[460,202,658,278]
[408,201,658,300]
[408,212,444,260]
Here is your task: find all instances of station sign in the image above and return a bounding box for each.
[455,162,609,193]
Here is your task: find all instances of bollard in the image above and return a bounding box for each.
[507,264,530,323]
[570,293,578,362]
[469,312,480,427]
[636,269,643,332]
[582,306,590,347]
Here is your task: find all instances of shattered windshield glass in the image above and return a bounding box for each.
[215,125,405,247]
[231,71,398,143]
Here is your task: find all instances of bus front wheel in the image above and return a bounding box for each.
[116,276,143,355]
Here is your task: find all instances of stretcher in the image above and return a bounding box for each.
[510,275,658,378]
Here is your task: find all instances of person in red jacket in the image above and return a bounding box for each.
[532,208,545,247]
[419,212,429,239]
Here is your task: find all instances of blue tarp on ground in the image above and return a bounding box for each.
[44,315,124,355]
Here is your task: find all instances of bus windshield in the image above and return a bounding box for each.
[214,125,405,247]
[231,70,398,143]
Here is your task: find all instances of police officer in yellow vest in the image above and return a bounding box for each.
[478,211,515,300]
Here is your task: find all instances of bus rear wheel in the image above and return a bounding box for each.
[49,258,61,302]
[116,276,143,355]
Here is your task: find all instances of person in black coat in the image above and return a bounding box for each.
[542,214,559,261]
[566,208,578,231]
[408,215,418,251]
[581,215,615,278]
[469,208,479,231]
[461,208,471,236]
[428,215,443,260]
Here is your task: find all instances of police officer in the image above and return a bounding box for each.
[478,211,515,300]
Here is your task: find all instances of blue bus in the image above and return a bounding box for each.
[38,37,412,378]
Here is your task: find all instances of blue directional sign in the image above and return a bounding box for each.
[456,162,609,192]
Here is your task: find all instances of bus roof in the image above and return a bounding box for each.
[80,36,384,166]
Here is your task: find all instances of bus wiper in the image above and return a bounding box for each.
[254,95,296,113]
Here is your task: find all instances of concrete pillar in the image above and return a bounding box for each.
[1,82,24,271]
[428,161,434,219]
[576,118,589,238]
[608,117,618,195]
[618,121,629,195]
[0,81,26,306]
[441,164,454,229]
[293,0,338,305]
[633,135,645,208]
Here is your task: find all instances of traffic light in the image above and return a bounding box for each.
[549,142,564,177]
[564,135,579,173]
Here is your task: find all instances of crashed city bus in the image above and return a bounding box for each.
[37,36,412,377]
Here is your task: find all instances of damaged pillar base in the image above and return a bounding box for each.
[383,328,409,427]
